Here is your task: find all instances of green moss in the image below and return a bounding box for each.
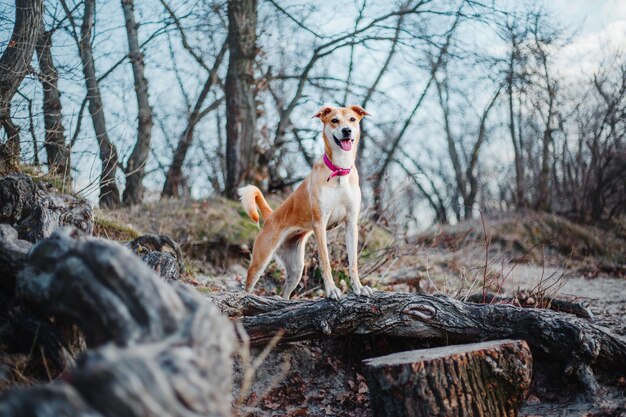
[94,214,141,241]
[360,225,394,259]
[19,164,71,193]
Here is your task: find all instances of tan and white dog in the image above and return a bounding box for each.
[238,105,373,299]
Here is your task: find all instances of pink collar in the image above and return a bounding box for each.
[323,154,351,182]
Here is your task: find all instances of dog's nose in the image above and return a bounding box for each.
[342,127,352,137]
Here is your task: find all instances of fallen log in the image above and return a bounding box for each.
[0,228,235,417]
[363,339,532,417]
[467,290,593,319]
[208,292,626,392]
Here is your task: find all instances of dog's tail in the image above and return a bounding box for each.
[237,185,273,223]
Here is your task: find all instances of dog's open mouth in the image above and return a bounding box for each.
[333,135,354,152]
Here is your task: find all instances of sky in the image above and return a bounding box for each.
[549,0,626,79]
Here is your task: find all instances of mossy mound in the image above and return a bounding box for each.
[416,210,625,276]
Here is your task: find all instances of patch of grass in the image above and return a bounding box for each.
[94,212,141,241]
[489,211,621,264]
[112,197,259,244]
[359,224,394,259]
[19,164,71,194]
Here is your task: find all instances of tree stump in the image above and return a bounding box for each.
[0,173,93,243]
[363,339,532,417]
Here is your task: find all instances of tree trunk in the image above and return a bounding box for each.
[435,72,468,215]
[534,28,557,212]
[121,0,153,206]
[507,36,526,208]
[364,340,532,417]
[0,0,44,172]
[36,23,71,186]
[224,0,257,199]
[536,125,552,211]
[79,0,121,208]
[162,42,227,199]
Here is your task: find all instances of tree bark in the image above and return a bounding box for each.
[363,339,532,417]
[0,223,30,293]
[0,228,235,417]
[208,292,626,392]
[36,23,71,186]
[126,233,185,281]
[0,0,44,172]
[121,0,153,206]
[224,0,257,199]
[79,0,121,208]
[0,173,93,244]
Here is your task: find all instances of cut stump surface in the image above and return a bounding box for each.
[363,339,532,417]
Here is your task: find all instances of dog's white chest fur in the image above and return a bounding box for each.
[319,177,359,229]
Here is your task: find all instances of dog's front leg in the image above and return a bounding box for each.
[313,219,343,300]
[346,215,374,296]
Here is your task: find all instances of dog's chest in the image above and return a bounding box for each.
[319,178,358,229]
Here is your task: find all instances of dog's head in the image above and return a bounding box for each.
[313,105,370,153]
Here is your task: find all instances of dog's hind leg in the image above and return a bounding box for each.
[276,232,311,299]
[245,223,283,293]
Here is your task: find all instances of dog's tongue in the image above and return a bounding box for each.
[340,139,353,151]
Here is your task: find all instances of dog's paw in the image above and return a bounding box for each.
[326,286,343,300]
[354,285,375,296]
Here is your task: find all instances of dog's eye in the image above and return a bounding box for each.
[350,117,356,122]
[331,118,339,124]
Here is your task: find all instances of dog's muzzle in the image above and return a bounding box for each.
[333,134,354,152]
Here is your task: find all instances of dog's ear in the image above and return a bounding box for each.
[350,105,371,118]
[312,106,333,119]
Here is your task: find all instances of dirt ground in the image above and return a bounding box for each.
[502,265,626,336]
[504,267,626,417]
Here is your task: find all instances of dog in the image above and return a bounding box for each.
[237,105,374,299]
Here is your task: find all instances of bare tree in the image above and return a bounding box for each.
[0,0,43,172]
[561,62,626,222]
[161,39,227,199]
[529,12,559,211]
[370,5,463,219]
[61,0,122,208]
[119,0,154,206]
[36,20,70,186]
[224,0,258,199]
[433,62,503,220]
[500,16,528,207]
[356,14,404,169]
